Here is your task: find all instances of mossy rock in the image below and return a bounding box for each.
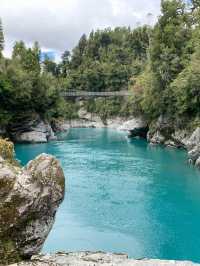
[0,151,65,265]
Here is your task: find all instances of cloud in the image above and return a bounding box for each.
[0,0,161,58]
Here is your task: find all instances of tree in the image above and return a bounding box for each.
[12,41,26,60]
[60,50,70,77]
[150,0,192,87]
[70,34,87,69]
[12,41,40,74]
[172,42,200,117]
[0,19,4,56]
[43,56,59,76]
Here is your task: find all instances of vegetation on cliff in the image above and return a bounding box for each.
[131,0,200,127]
[0,0,199,131]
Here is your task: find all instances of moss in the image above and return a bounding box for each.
[0,239,22,265]
[0,195,35,265]
[0,138,14,161]
[0,138,20,166]
[0,178,14,198]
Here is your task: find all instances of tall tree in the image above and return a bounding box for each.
[150,0,192,88]
[70,34,87,69]
[60,50,70,77]
[0,18,4,56]
[43,56,59,76]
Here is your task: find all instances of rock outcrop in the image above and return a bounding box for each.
[147,116,191,148]
[0,150,65,265]
[146,115,200,168]
[11,114,57,144]
[186,127,200,167]
[119,117,148,138]
[11,251,199,266]
[54,111,148,139]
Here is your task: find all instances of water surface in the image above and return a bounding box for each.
[15,128,200,262]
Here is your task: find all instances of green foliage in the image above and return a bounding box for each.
[64,26,149,92]
[0,0,200,130]
[128,0,200,125]
[150,0,192,87]
[0,38,65,127]
[84,97,133,121]
[171,47,200,117]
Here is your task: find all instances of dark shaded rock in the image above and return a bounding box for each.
[10,113,57,143]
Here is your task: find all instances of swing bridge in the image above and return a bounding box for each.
[62,90,133,98]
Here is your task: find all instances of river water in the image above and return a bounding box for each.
[15,128,200,262]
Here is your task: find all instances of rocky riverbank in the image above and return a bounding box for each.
[53,107,148,137]
[0,109,199,169]
[146,115,200,168]
[9,252,200,266]
[53,110,200,169]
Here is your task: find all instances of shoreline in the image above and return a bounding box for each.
[10,251,200,266]
[7,112,199,169]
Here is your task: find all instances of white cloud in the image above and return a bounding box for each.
[0,0,161,58]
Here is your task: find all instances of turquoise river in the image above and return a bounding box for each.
[15,128,200,263]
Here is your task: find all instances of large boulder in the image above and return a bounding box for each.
[11,113,57,143]
[186,128,200,166]
[11,251,200,266]
[186,127,200,150]
[106,117,127,130]
[119,117,148,138]
[0,152,65,265]
[147,116,190,148]
[78,108,105,128]
[147,130,165,145]
[195,156,200,168]
[188,145,200,163]
[14,121,57,143]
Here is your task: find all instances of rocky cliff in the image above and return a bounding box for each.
[147,116,200,168]
[10,113,57,143]
[0,139,65,265]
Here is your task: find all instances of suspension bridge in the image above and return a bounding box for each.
[62,90,133,98]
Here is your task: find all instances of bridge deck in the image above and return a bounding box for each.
[63,90,133,97]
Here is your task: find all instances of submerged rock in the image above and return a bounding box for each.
[11,251,200,266]
[0,152,65,265]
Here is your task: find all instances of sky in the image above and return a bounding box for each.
[0,0,161,60]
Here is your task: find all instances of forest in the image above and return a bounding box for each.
[0,0,199,130]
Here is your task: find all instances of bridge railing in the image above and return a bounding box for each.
[62,90,133,97]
